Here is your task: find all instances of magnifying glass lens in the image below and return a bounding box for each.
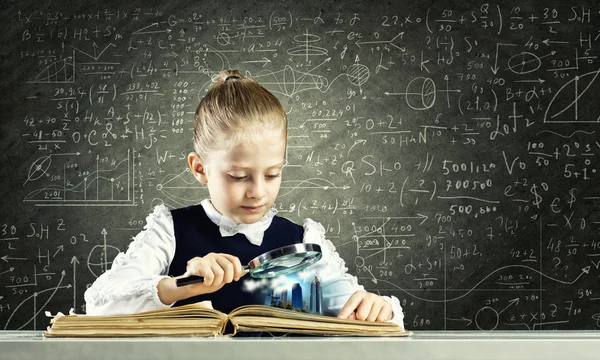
[251,250,321,278]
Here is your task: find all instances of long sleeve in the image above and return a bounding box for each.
[84,205,176,315]
[302,218,405,329]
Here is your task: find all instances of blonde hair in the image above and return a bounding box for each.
[193,69,287,162]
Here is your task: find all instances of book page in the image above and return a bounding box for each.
[44,302,227,337]
[228,305,407,336]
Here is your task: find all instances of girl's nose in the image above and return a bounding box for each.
[247,178,266,199]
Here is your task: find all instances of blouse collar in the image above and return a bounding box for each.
[200,199,277,246]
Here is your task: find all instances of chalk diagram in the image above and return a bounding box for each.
[192,46,233,100]
[3,268,71,330]
[3,229,123,330]
[544,68,600,123]
[152,166,350,199]
[287,29,329,62]
[250,30,373,97]
[350,214,592,330]
[385,77,436,110]
[506,51,543,74]
[592,312,600,329]
[253,62,374,99]
[346,63,370,87]
[23,150,136,206]
[188,44,231,78]
[352,216,423,270]
[254,65,330,97]
[385,77,460,110]
[87,229,121,278]
[28,41,118,83]
[371,261,590,330]
[278,178,349,197]
[154,168,206,207]
[28,51,76,84]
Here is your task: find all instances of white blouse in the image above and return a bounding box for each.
[84,202,405,329]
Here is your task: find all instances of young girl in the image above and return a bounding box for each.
[84,70,405,328]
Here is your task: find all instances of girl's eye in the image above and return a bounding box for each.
[229,175,247,180]
[266,174,280,179]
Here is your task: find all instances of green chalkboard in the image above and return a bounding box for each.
[1,0,600,330]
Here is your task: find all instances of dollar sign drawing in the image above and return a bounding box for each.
[530,183,542,209]
[568,188,577,208]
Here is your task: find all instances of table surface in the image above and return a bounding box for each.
[2,330,600,360]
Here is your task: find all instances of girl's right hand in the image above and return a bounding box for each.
[180,253,245,295]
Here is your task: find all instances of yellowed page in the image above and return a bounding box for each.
[44,301,227,337]
[228,305,407,336]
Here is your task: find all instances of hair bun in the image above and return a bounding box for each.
[214,70,244,84]
[225,75,241,82]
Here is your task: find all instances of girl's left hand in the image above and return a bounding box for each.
[338,290,393,322]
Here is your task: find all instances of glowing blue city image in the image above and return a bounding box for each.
[265,275,322,315]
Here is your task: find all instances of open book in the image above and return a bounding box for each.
[44,302,408,337]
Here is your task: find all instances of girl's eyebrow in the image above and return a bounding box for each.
[270,161,285,169]
[229,161,285,170]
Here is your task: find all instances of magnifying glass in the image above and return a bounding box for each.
[176,243,322,287]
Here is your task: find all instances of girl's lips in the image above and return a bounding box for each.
[242,205,264,212]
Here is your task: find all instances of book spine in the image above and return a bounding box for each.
[219,316,230,336]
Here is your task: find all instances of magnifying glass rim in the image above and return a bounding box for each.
[175,243,322,286]
[247,243,321,273]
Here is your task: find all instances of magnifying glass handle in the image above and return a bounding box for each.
[176,267,250,287]
[176,275,204,287]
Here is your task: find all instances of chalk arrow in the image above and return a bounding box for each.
[1,256,27,262]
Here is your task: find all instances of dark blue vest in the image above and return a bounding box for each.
[169,204,304,314]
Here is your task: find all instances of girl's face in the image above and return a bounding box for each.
[189,128,286,224]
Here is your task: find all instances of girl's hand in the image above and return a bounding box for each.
[181,253,245,295]
[338,290,393,322]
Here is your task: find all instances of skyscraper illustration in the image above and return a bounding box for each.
[272,289,281,306]
[310,278,316,312]
[291,283,302,309]
[264,293,273,306]
[315,276,322,315]
[309,276,322,315]
[280,289,288,307]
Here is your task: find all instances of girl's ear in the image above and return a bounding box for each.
[188,152,209,184]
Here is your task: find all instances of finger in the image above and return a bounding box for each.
[377,303,393,322]
[366,301,384,322]
[233,257,244,281]
[214,256,235,284]
[355,296,374,321]
[209,259,225,286]
[184,257,202,276]
[221,254,244,281]
[186,260,214,286]
[347,312,357,320]
[338,291,365,319]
